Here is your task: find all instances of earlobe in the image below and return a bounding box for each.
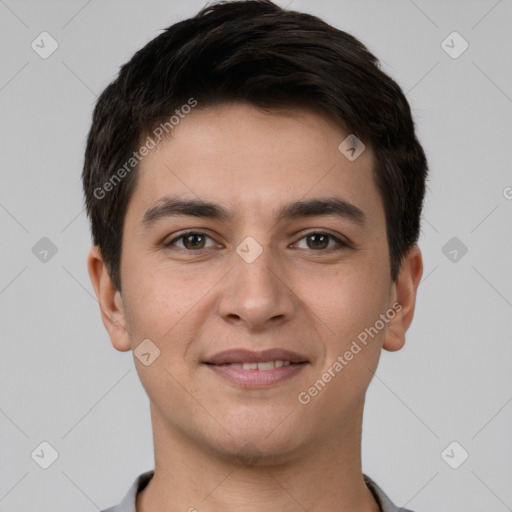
[87,246,131,352]
[383,245,423,352]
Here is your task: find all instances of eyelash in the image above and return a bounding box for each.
[164,230,350,253]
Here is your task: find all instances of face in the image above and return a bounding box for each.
[90,102,422,461]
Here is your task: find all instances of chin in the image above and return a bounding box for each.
[209,417,308,465]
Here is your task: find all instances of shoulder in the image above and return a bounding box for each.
[100,470,154,512]
[363,474,415,512]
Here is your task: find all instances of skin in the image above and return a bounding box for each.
[88,103,423,512]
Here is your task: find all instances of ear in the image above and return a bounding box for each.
[87,246,131,352]
[383,245,423,352]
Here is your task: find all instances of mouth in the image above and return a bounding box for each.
[203,349,309,388]
[213,360,297,370]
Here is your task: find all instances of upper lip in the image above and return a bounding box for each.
[204,349,309,365]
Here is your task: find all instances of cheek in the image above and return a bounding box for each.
[121,271,205,395]
[121,263,221,354]
[298,259,390,345]
[297,268,389,415]
[124,278,187,338]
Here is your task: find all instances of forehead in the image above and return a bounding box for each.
[127,103,384,229]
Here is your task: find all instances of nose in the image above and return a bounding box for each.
[217,241,296,331]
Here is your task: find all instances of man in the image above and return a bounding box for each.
[83,1,427,510]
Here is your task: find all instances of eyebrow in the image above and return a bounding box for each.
[141,196,367,228]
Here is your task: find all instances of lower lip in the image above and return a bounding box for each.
[205,363,308,387]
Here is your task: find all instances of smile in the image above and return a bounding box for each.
[218,360,292,370]
[205,361,308,387]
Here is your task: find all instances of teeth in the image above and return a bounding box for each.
[257,361,275,370]
[228,360,293,370]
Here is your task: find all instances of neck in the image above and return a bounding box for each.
[136,402,380,512]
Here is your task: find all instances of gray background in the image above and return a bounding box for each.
[1,0,511,510]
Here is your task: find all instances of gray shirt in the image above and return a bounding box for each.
[101,470,414,512]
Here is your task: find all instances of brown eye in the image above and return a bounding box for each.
[182,233,206,249]
[165,231,215,250]
[306,233,329,250]
[294,232,349,252]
